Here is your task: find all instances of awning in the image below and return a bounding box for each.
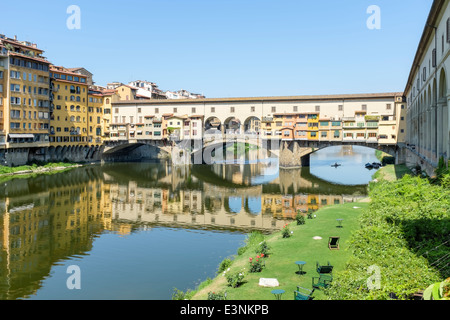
[9,134,35,139]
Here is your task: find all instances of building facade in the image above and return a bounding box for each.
[404,0,450,168]
[49,65,89,146]
[110,92,406,147]
[0,35,51,165]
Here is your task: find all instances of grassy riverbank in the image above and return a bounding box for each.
[0,162,81,181]
[183,164,449,300]
[187,200,370,300]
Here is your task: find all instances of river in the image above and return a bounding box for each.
[0,145,379,300]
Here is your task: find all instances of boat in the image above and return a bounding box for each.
[371,162,382,169]
[365,162,382,169]
[331,163,341,168]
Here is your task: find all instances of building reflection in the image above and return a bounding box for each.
[0,156,366,299]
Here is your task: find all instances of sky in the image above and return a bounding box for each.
[0,0,434,98]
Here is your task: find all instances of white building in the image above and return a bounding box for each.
[404,0,450,167]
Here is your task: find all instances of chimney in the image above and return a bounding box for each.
[14,35,17,41]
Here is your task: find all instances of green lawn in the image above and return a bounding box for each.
[372,164,412,182]
[0,162,77,176]
[191,200,370,300]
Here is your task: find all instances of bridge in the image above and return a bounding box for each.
[102,134,398,167]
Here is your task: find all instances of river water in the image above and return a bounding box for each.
[0,145,379,300]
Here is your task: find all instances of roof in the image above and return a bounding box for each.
[9,51,49,64]
[1,37,44,53]
[112,92,403,106]
[50,65,88,78]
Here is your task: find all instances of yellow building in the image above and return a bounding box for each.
[87,88,105,145]
[0,35,51,162]
[100,89,115,141]
[49,65,89,146]
[306,112,319,140]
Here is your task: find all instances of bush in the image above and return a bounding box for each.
[255,240,271,257]
[226,271,245,288]
[249,255,265,273]
[296,212,305,225]
[217,258,233,274]
[207,291,227,300]
[282,224,291,238]
[172,288,195,300]
[326,174,450,300]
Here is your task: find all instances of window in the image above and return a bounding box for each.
[362,104,367,111]
[386,104,391,110]
[230,107,235,113]
[251,106,255,112]
[447,18,450,43]
[293,106,298,112]
[192,107,196,113]
[155,108,159,114]
[432,48,437,67]
[315,105,320,112]
[211,107,215,113]
[272,106,276,113]
[173,108,177,113]
[10,110,20,119]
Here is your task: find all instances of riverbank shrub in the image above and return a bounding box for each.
[255,240,271,257]
[326,173,450,300]
[237,231,265,256]
[296,212,305,225]
[207,291,227,300]
[226,271,245,288]
[249,255,265,273]
[217,258,233,274]
[281,224,291,238]
[172,288,195,300]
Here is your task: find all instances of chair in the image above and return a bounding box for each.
[328,237,340,250]
[316,261,333,274]
[312,274,333,290]
[294,287,315,300]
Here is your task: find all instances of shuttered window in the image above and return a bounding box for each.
[447,18,450,43]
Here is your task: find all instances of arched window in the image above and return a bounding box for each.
[70,85,75,93]
[106,98,110,104]
[70,116,75,122]
[76,96,81,102]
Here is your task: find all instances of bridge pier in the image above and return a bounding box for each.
[279,141,314,168]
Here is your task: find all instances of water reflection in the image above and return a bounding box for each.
[0,146,369,300]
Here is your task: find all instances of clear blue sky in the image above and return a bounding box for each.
[0,0,433,98]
